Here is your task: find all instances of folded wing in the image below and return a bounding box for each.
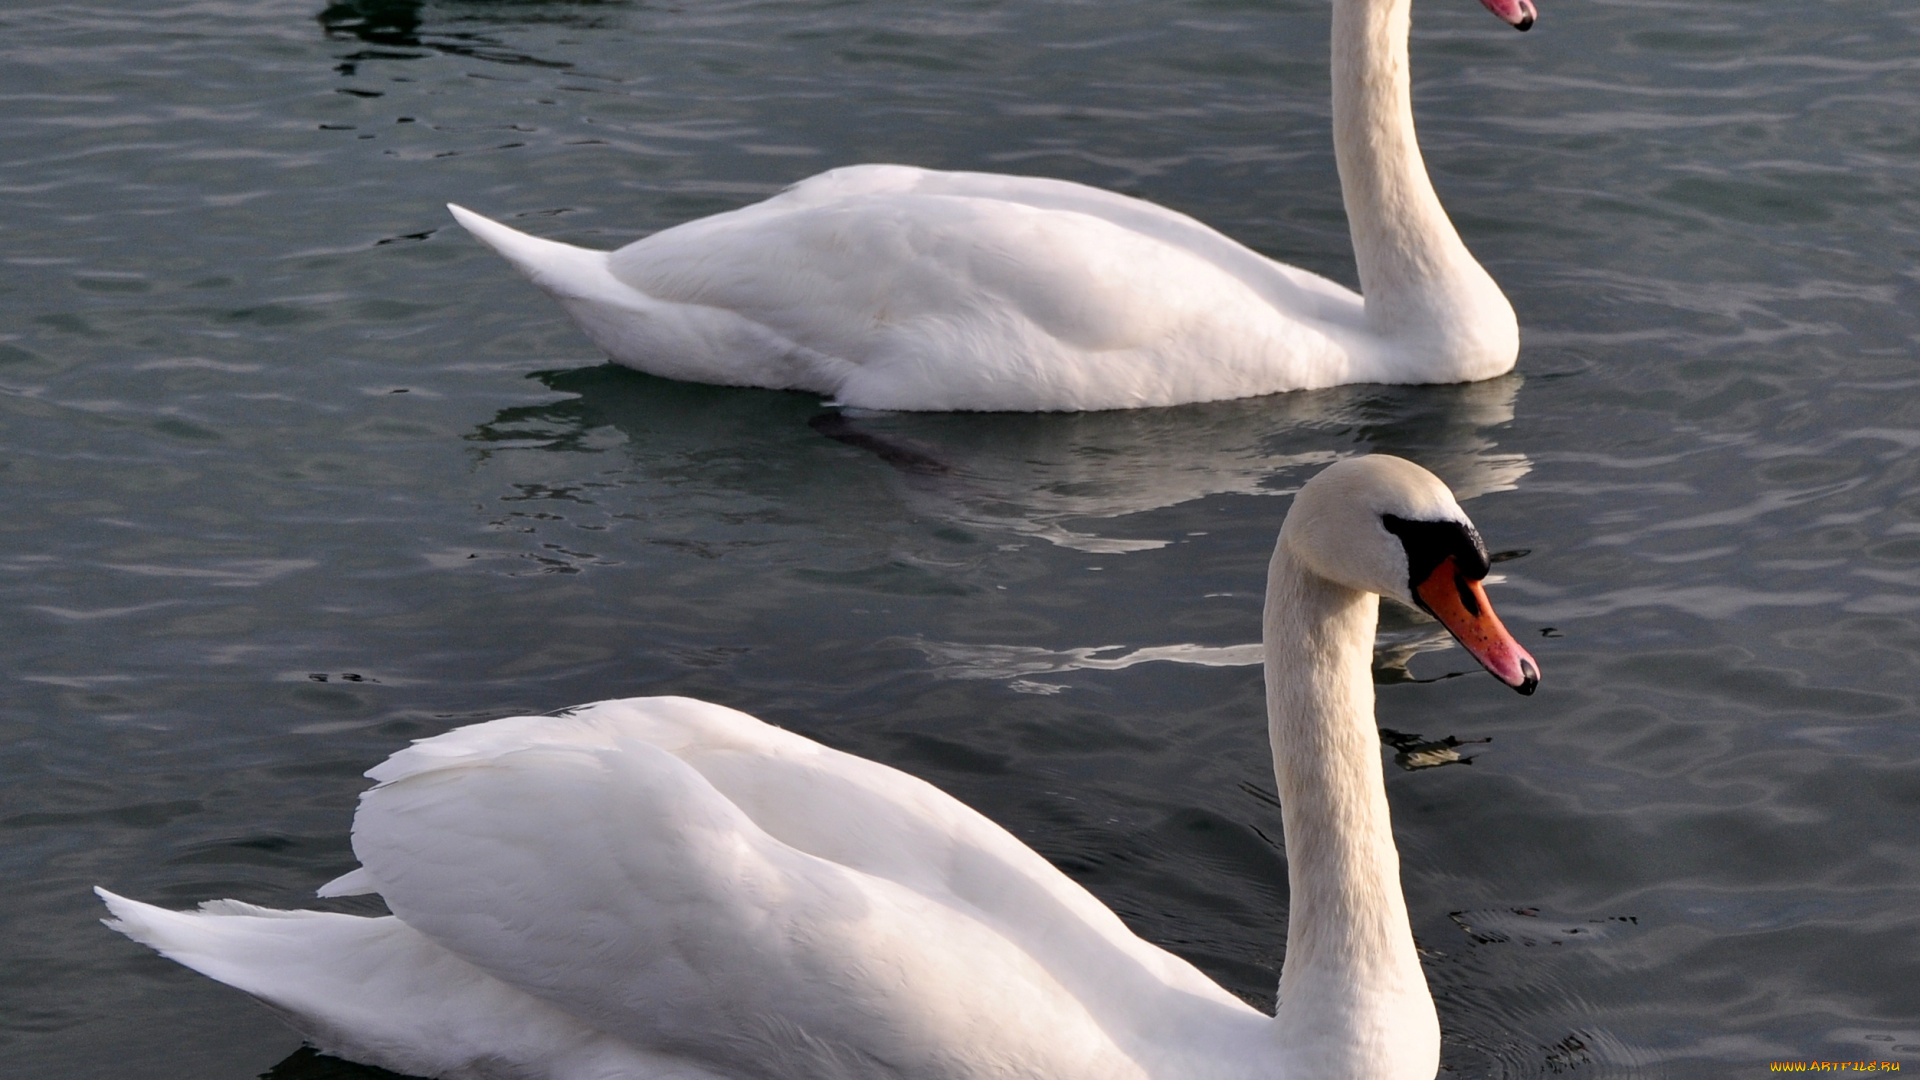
[346,697,1226,1078]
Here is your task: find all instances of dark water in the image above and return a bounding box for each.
[3,0,1919,1076]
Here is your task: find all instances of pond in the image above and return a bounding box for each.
[2,0,1917,1076]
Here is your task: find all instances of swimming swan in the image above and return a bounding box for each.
[448,0,1539,412]
[98,455,1539,1080]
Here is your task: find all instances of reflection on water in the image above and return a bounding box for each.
[475,366,1531,554]
[319,0,427,48]
[1378,728,1491,771]
[1449,908,1639,949]
[318,0,607,70]
[889,603,1498,687]
[831,374,1531,553]
[892,637,1264,685]
[261,1045,411,1080]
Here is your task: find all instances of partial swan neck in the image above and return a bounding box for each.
[1330,0,1516,380]
[1262,541,1438,1075]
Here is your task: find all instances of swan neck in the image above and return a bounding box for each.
[1262,541,1435,1062]
[1330,0,1513,371]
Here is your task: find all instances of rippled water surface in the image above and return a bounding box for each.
[4,0,1919,1077]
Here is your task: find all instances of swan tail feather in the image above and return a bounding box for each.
[95,887,712,1079]
[447,205,815,389]
[316,866,379,897]
[447,203,626,306]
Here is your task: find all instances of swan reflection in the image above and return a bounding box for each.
[821,373,1528,552]
[467,368,1532,706]
[471,367,1530,556]
[319,0,598,68]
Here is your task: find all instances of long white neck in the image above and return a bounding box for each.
[1262,541,1439,1078]
[1330,0,1517,382]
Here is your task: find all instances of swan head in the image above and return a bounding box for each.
[1281,455,1540,694]
[1478,0,1537,31]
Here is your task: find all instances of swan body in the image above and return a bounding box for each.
[450,0,1535,412]
[100,455,1538,1080]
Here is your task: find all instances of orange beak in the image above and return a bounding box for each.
[1412,556,1540,694]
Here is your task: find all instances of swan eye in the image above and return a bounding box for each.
[1380,514,1490,589]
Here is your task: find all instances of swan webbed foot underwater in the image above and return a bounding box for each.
[100,455,1538,1080]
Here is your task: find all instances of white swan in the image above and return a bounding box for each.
[448,0,1539,412]
[98,455,1538,1080]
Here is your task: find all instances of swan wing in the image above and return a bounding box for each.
[345,697,1221,1078]
[779,165,1360,317]
[599,169,1364,410]
[528,699,1248,1008]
